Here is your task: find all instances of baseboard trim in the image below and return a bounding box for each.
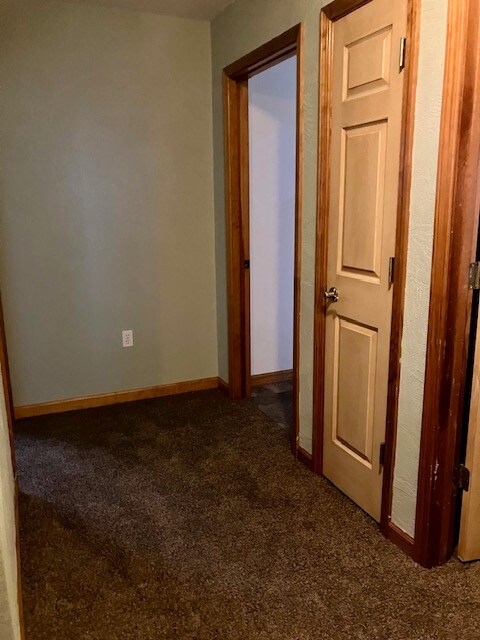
[14,377,220,420]
[296,447,313,471]
[217,378,229,395]
[383,520,415,558]
[251,369,293,387]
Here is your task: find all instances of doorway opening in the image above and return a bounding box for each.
[223,25,303,455]
[248,57,297,437]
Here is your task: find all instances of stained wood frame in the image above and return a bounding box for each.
[312,0,420,553]
[0,294,25,638]
[414,0,480,568]
[223,25,304,455]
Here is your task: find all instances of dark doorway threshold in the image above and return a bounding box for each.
[250,381,293,434]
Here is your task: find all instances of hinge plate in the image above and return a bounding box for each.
[244,259,250,269]
[468,262,480,289]
[454,464,470,491]
[399,37,407,71]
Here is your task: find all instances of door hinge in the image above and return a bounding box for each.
[379,442,386,466]
[453,464,470,491]
[388,257,395,286]
[244,259,250,269]
[468,262,480,289]
[399,37,407,71]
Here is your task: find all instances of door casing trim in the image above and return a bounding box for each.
[414,0,480,568]
[223,25,304,457]
[312,0,420,559]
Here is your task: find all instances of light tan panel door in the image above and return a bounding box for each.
[458,313,480,561]
[323,0,407,521]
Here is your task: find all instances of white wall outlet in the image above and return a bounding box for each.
[122,330,134,348]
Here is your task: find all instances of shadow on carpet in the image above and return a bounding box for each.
[15,390,480,639]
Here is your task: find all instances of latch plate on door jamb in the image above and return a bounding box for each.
[454,464,470,491]
[468,262,480,289]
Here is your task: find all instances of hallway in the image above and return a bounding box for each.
[15,391,480,640]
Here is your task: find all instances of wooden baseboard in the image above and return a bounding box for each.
[251,369,293,387]
[14,377,221,420]
[218,378,229,395]
[296,447,313,471]
[383,520,415,558]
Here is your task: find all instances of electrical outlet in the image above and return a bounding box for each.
[122,330,134,348]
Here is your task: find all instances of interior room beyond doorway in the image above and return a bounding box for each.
[248,56,297,436]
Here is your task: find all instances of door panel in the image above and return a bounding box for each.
[334,317,377,464]
[345,26,392,100]
[340,121,387,279]
[323,0,407,521]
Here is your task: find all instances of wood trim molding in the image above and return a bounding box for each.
[239,79,251,401]
[292,25,305,457]
[414,0,480,568]
[251,369,293,387]
[322,0,372,21]
[224,25,301,81]
[223,72,245,400]
[296,447,313,471]
[385,521,415,557]
[0,295,25,636]
[0,293,16,472]
[218,378,229,395]
[380,0,420,544]
[223,24,304,458]
[14,377,221,420]
[313,0,420,554]
[312,9,334,477]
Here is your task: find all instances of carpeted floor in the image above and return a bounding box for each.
[14,390,480,640]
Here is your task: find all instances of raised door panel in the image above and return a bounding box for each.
[344,26,392,100]
[339,121,387,281]
[334,317,377,465]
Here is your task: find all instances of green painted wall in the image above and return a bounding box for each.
[0,1,218,406]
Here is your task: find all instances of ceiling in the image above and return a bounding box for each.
[47,0,237,20]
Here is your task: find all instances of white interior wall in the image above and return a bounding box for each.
[249,57,297,376]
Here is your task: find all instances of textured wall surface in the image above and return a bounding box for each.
[0,373,21,640]
[0,1,218,406]
[249,58,296,377]
[391,0,449,537]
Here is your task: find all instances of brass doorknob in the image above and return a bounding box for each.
[324,287,339,303]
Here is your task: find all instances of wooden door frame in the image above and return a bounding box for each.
[312,0,420,553]
[414,0,480,568]
[223,24,304,455]
[0,293,25,638]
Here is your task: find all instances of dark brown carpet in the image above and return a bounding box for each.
[14,390,480,640]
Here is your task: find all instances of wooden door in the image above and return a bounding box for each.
[458,311,480,561]
[322,0,407,521]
